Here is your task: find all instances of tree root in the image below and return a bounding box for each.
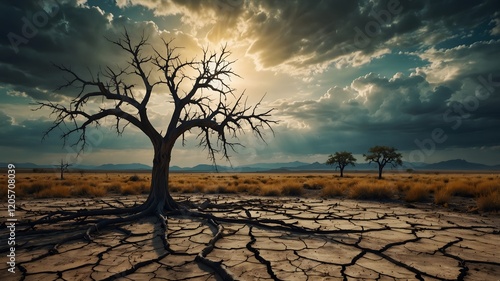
[195,218,234,281]
[3,195,498,281]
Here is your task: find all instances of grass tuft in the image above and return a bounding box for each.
[476,190,500,212]
[281,184,304,196]
[36,185,71,198]
[404,183,429,202]
[434,187,451,205]
[70,186,107,197]
[259,186,280,196]
[128,174,141,182]
[24,182,52,195]
[446,181,475,197]
[320,185,344,198]
[348,181,394,200]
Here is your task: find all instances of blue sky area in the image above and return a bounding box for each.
[1,0,500,167]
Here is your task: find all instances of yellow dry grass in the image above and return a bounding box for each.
[320,184,345,198]
[0,171,498,212]
[347,180,395,200]
[404,183,430,202]
[476,190,500,212]
[434,186,452,205]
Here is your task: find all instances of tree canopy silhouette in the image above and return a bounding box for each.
[36,30,275,232]
[364,145,402,179]
[326,151,356,177]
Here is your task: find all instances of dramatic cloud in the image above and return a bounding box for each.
[1,0,499,166]
[272,70,500,156]
[112,0,500,74]
[1,0,205,102]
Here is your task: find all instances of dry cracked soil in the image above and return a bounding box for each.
[1,194,499,281]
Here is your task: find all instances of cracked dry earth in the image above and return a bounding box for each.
[1,195,499,281]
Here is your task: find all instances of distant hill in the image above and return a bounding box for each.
[95,163,152,170]
[0,162,45,169]
[0,162,152,171]
[2,159,499,172]
[240,161,309,169]
[420,159,493,170]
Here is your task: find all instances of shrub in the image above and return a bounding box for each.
[404,184,429,202]
[135,183,150,194]
[36,186,71,198]
[120,185,141,195]
[446,181,475,197]
[243,179,259,185]
[320,185,344,198]
[348,181,394,200]
[71,186,107,197]
[216,185,236,194]
[128,174,141,182]
[304,179,328,190]
[61,180,75,186]
[476,190,500,212]
[281,184,304,196]
[169,184,181,192]
[122,183,149,195]
[475,181,498,197]
[259,186,280,196]
[24,182,51,195]
[106,183,122,193]
[434,187,451,205]
[236,183,259,194]
[204,185,235,194]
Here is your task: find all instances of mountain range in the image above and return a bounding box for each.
[2,159,499,172]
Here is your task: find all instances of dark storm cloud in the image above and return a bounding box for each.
[126,0,499,70]
[274,69,500,154]
[0,114,62,150]
[276,73,441,130]
[0,0,209,163]
[0,110,151,152]
[1,0,500,165]
[0,0,174,101]
[247,0,500,69]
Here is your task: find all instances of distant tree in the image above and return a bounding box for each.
[326,151,356,177]
[55,159,71,180]
[364,146,402,179]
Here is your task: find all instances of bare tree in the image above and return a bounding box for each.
[36,30,275,236]
[54,159,71,180]
[326,151,356,177]
[364,146,402,179]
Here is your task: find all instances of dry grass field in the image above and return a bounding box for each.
[1,171,499,212]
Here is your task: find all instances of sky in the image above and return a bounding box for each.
[1,0,500,168]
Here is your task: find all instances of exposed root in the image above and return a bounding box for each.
[195,218,234,280]
[2,195,498,280]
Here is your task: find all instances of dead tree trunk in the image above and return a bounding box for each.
[37,30,274,215]
[145,144,178,211]
[55,159,71,180]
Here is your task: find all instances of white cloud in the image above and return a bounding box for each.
[415,40,500,84]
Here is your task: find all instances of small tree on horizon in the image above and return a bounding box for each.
[326,151,356,177]
[364,145,403,179]
[54,159,71,180]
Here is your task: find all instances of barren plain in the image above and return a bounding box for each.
[0,172,499,280]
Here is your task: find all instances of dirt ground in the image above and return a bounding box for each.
[1,194,499,280]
